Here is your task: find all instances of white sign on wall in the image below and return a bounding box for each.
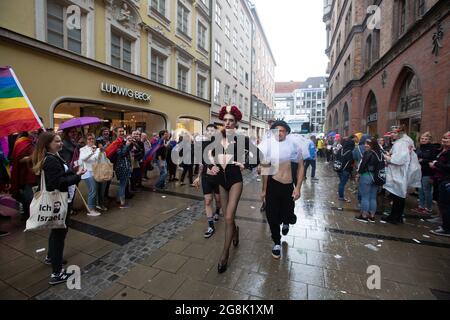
[100,82,151,102]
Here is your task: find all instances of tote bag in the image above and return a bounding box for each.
[93,152,114,182]
[25,171,68,231]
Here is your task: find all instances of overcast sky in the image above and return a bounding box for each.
[253,0,329,82]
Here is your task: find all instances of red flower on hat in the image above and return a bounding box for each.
[219,105,242,122]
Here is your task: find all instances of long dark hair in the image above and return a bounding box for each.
[32,132,58,174]
[367,138,382,154]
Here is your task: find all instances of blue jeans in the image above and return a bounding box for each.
[97,181,106,207]
[359,174,378,214]
[338,170,351,199]
[155,161,167,189]
[117,175,128,203]
[83,176,97,210]
[419,176,433,210]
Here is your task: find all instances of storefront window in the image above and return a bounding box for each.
[54,101,166,135]
[176,117,203,139]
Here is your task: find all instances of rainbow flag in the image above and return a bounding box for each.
[0,66,44,137]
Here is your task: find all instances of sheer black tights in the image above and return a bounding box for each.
[218,182,243,264]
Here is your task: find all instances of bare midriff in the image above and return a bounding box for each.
[272,161,293,184]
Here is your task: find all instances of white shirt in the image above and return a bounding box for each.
[79,146,100,179]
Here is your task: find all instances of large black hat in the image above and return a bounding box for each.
[270,120,291,134]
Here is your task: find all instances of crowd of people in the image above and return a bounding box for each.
[1,109,449,285]
[312,127,450,238]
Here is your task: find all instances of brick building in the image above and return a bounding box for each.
[323,0,449,141]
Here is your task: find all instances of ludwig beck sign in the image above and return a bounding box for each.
[100,82,151,102]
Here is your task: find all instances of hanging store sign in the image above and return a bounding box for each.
[100,82,151,102]
[367,113,378,123]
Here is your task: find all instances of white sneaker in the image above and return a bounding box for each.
[87,210,101,217]
[428,217,443,224]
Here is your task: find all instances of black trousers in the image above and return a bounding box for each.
[180,164,193,184]
[48,215,69,274]
[265,178,296,245]
[438,181,450,232]
[304,159,316,178]
[390,194,406,221]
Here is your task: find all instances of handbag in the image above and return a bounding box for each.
[93,151,114,182]
[26,171,68,231]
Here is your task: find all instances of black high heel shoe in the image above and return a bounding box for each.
[233,226,240,247]
[218,255,228,274]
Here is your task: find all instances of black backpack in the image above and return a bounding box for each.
[333,149,351,172]
[369,150,386,186]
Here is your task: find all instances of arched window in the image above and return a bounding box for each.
[398,70,422,116]
[343,103,349,135]
[333,110,339,132]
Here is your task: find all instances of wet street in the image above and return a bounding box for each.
[1,160,450,300]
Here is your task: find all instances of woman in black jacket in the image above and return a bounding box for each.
[32,132,85,285]
[337,139,355,202]
[355,138,383,223]
[430,132,450,237]
[412,132,440,216]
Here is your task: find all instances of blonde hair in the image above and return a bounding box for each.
[32,132,58,174]
[421,132,432,140]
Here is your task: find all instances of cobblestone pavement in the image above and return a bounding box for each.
[1,162,450,300]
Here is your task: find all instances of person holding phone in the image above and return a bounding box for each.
[79,133,102,216]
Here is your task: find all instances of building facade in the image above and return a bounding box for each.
[293,77,328,134]
[323,0,450,141]
[274,81,302,118]
[249,2,276,140]
[210,0,252,133]
[0,0,212,135]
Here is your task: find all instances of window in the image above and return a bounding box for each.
[232,90,237,104]
[344,55,351,84]
[245,72,249,87]
[345,5,352,38]
[197,22,207,50]
[47,0,82,54]
[197,75,206,99]
[365,34,373,69]
[232,29,238,48]
[336,33,341,54]
[398,0,406,36]
[224,85,230,103]
[178,64,189,92]
[244,98,249,115]
[372,29,380,62]
[224,51,230,72]
[239,94,243,110]
[215,3,222,27]
[225,16,231,38]
[239,66,244,84]
[151,51,166,84]
[416,0,425,18]
[177,2,190,36]
[239,37,244,56]
[111,30,132,72]
[214,79,221,104]
[214,41,222,64]
[232,59,237,78]
[151,0,166,17]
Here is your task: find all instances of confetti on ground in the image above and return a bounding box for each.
[364,244,379,251]
[161,196,167,198]
[334,255,342,259]
[256,179,261,182]
[297,249,305,255]
[376,244,382,248]
[250,206,256,209]
[420,219,425,222]
[377,240,384,243]
[423,226,430,229]
[380,220,387,224]
[422,235,430,239]
[186,208,191,211]
[340,291,347,294]
[412,239,421,244]
[36,248,45,253]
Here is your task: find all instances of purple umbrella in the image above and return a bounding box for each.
[59,117,103,130]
